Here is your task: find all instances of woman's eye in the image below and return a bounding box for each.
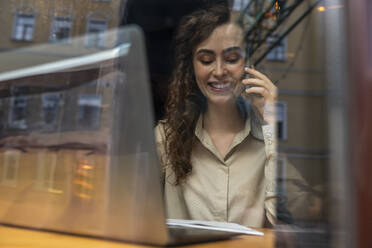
[197,53,215,65]
[225,55,241,64]
[198,55,214,65]
[226,58,239,64]
[200,60,213,65]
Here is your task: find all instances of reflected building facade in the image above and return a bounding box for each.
[264,5,328,225]
[0,0,123,50]
[233,1,328,226]
[0,0,124,204]
[0,0,328,230]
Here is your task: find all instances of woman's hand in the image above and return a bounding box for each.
[242,67,278,125]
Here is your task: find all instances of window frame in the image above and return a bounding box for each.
[41,92,61,129]
[8,95,28,130]
[1,150,21,187]
[276,156,287,196]
[85,17,108,48]
[34,151,58,192]
[232,0,250,11]
[77,94,102,130]
[276,101,288,140]
[12,13,36,41]
[49,15,73,44]
[266,35,288,62]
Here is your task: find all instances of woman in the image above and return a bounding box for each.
[155,3,279,228]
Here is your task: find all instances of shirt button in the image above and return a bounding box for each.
[264,131,273,138]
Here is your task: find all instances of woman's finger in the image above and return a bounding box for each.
[242,78,274,93]
[242,78,265,87]
[243,79,276,96]
[245,67,272,84]
[245,86,269,97]
[244,68,277,94]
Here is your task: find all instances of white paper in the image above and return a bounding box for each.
[167,219,264,236]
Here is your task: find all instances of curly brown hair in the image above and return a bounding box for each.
[163,3,243,185]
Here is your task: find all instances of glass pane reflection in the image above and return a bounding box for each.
[0,0,361,247]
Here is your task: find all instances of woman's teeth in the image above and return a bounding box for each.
[210,82,230,89]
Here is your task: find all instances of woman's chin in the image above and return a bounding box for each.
[206,94,236,106]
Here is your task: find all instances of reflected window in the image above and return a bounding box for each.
[74,158,96,200]
[267,35,287,61]
[9,96,28,129]
[276,156,286,195]
[50,16,73,43]
[41,93,61,128]
[35,152,61,193]
[232,0,249,11]
[12,13,35,41]
[77,94,102,129]
[85,18,107,48]
[1,150,21,187]
[0,100,5,132]
[276,101,287,140]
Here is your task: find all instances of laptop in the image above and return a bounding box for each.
[0,25,247,246]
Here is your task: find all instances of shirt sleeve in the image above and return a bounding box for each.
[262,123,279,225]
[263,124,310,225]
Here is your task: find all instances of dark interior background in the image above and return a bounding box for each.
[121,0,229,122]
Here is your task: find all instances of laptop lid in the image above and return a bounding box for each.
[0,26,169,245]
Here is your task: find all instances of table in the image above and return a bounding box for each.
[0,225,274,248]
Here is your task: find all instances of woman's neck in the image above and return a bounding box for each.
[203,101,244,134]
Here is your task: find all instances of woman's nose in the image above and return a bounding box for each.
[213,60,227,77]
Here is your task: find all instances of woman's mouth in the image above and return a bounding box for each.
[207,82,231,92]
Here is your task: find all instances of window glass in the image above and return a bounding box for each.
[85,19,107,48]
[276,156,286,195]
[267,35,287,61]
[50,16,73,43]
[77,94,102,129]
[9,96,28,129]
[1,151,21,187]
[232,0,249,11]
[13,14,35,41]
[0,1,363,247]
[276,101,287,140]
[34,152,58,191]
[41,93,61,129]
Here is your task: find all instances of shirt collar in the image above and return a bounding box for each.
[194,115,223,161]
[193,98,264,159]
[194,101,265,141]
[194,109,263,161]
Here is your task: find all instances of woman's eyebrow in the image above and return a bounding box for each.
[195,49,214,55]
[223,46,243,54]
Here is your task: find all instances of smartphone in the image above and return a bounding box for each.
[243,57,263,98]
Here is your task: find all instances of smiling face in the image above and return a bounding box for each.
[192,23,246,106]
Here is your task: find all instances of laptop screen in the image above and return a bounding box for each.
[0,26,167,243]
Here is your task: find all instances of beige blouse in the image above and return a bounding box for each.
[155,113,278,228]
